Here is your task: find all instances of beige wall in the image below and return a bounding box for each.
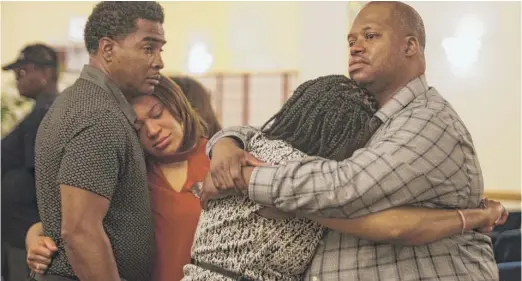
[411,1,521,193]
[0,2,303,82]
[1,1,520,193]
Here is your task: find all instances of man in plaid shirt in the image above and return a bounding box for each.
[201,1,499,281]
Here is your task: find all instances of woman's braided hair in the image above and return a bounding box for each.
[262,75,378,160]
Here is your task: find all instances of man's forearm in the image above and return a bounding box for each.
[245,149,454,219]
[62,228,120,281]
[243,110,474,219]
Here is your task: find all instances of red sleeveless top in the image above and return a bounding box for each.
[148,138,209,281]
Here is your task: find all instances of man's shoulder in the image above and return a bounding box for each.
[393,88,471,139]
[40,98,129,147]
[66,76,107,94]
[400,88,462,122]
[58,78,115,108]
[53,79,125,124]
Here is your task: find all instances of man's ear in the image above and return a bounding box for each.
[42,67,56,82]
[404,36,420,57]
[99,37,115,63]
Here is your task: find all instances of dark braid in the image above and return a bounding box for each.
[262,75,378,160]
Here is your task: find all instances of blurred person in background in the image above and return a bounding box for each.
[171,76,222,138]
[1,43,59,281]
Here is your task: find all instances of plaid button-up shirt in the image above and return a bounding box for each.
[207,75,498,281]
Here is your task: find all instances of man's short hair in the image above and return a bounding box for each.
[84,1,165,55]
[367,1,426,50]
[392,1,426,50]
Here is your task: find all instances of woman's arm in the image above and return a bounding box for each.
[312,199,507,245]
[26,222,44,246]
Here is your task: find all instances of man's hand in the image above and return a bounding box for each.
[477,198,509,233]
[209,137,267,193]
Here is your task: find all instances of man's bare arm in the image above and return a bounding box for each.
[60,184,119,281]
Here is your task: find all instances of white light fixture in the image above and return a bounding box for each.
[187,42,213,74]
[442,37,482,71]
[442,14,484,73]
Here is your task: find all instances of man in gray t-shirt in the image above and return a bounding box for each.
[34,2,166,281]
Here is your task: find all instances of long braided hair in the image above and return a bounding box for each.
[262,75,378,161]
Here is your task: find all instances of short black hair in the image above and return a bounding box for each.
[84,1,165,55]
[262,75,378,160]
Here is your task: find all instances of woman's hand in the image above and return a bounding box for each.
[199,172,237,210]
[476,198,509,233]
[208,138,266,193]
[26,235,57,274]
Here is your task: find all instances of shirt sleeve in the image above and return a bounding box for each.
[205,125,262,158]
[248,109,471,218]
[57,111,126,200]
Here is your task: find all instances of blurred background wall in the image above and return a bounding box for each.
[1,1,520,201]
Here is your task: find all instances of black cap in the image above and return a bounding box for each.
[2,43,59,71]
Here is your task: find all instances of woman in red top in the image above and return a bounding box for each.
[132,77,208,281]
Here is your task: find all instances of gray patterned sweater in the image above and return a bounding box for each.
[182,132,326,281]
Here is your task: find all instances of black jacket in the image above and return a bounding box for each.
[2,91,56,249]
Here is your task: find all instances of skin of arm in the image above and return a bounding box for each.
[312,207,491,245]
[60,184,120,281]
[26,222,44,246]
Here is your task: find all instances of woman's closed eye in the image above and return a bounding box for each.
[149,104,164,119]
